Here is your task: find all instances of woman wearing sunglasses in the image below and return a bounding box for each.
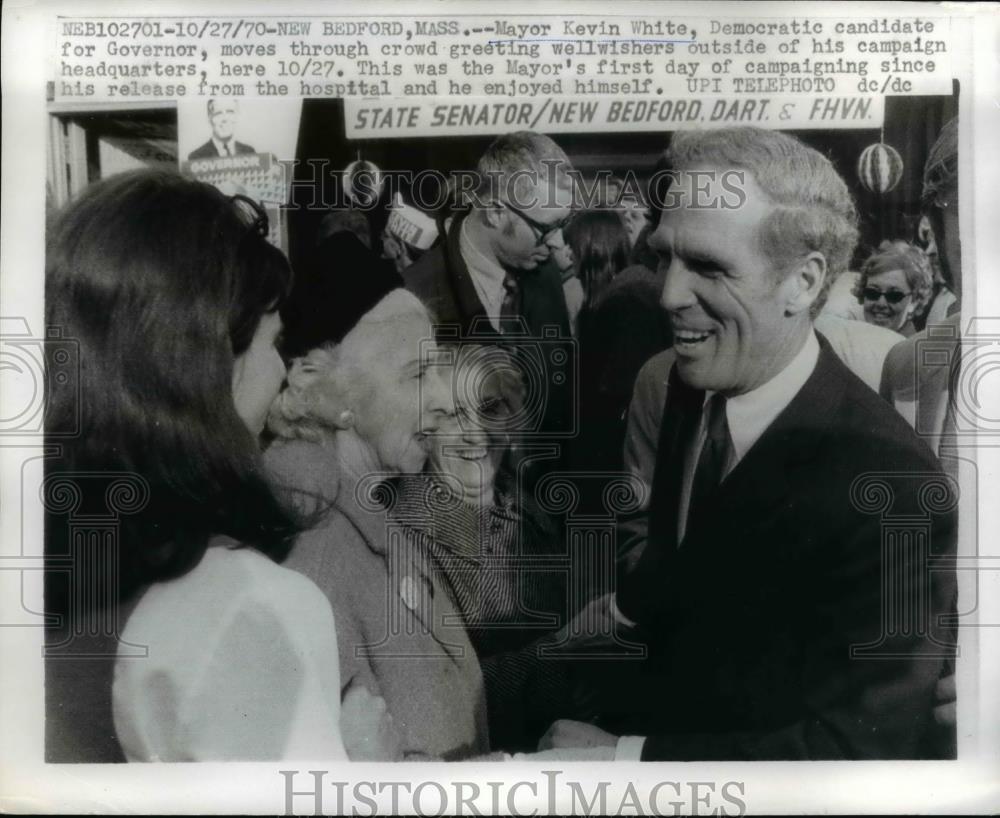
[855,240,933,336]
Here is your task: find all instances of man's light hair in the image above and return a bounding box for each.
[665,127,859,312]
[207,98,238,117]
[474,131,573,211]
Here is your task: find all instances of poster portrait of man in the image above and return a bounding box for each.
[187,98,256,160]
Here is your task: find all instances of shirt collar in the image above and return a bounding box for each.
[721,330,820,463]
[211,136,234,156]
[459,218,507,302]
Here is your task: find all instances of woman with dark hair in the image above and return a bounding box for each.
[45,170,353,762]
[563,209,631,308]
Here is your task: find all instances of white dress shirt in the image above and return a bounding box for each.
[614,330,821,760]
[459,218,507,331]
[677,330,821,542]
[212,137,236,157]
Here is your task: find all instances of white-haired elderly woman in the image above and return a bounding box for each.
[269,323,586,757]
[268,295,589,756]
[266,231,607,759]
[855,240,933,337]
[264,232,489,760]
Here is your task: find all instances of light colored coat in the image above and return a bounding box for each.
[264,438,490,760]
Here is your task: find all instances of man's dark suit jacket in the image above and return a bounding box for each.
[405,213,570,338]
[404,213,575,443]
[614,337,957,760]
[187,139,256,160]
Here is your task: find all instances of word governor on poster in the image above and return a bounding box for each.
[55,14,952,101]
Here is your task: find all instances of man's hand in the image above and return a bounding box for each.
[340,680,404,761]
[934,673,956,727]
[539,719,618,750]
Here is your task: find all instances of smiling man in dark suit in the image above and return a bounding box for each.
[541,126,957,761]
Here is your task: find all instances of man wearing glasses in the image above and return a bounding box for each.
[405,131,578,462]
[405,131,575,337]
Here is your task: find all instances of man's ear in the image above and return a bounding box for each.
[480,202,506,230]
[783,252,827,316]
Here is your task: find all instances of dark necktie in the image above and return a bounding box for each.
[222,141,232,157]
[686,393,733,533]
[499,272,520,332]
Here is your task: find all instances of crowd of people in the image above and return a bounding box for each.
[45,120,961,762]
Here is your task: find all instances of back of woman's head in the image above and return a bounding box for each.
[563,210,631,305]
[46,170,296,600]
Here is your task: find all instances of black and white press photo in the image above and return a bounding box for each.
[3,1,999,814]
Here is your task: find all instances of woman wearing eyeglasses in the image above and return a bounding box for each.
[45,171,358,761]
[386,344,563,658]
[855,240,933,337]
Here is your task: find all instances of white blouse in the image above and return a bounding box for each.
[113,543,347,761]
